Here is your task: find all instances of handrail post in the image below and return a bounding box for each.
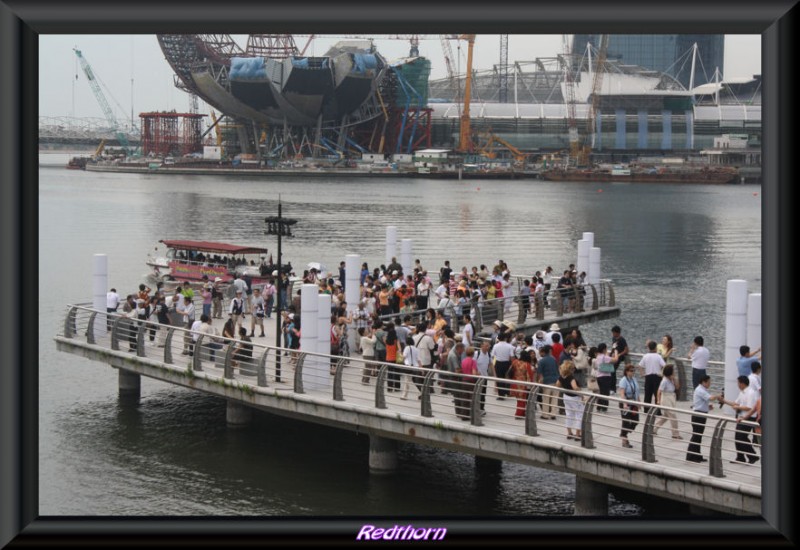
[674,358,689,401]
[709,419,727,478]
[525,385,540,436]
[580,395,598,448]
[223,342,236,379]
[470,377,485,426]
[256,348,270,387]
[642,407,659,463]
[607,282,616,307]
[420,370,435,417]
[556,289,564,316]
[136,322,146,357]
[535,293,544,320]
[516,296,525,324]
[590,284,599,311]
[87,312,98,344]
[192,334,204,372]
[110,316,122,351]
[375,363,389,409]
[64,306,78,339]
[294,353,307,394]
[163,328,174,364]
[333,357,347,401]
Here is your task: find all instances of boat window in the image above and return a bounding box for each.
[166,249,176,260]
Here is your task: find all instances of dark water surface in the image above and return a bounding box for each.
[38,155,761,516]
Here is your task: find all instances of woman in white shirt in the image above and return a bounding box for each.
[401,336,422,400]
[654,364,682,439]
[359,327,377,384]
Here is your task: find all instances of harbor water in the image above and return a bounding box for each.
[38,152,761,516]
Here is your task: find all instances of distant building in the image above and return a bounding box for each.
[572,34,725,89]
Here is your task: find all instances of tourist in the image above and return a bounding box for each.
[385,323,400,391]
[232,326,253,370]
[656,334,675,366]
[491,332,515,400]
[401,335,422,400]
[201,283,213,319]
[474,340,493,414]
[610,325,629,389]
[412,322,436,394]
[439,260,452,286]
[639,340,666,412]
[654,364,682,439]
[550,333,564,365]
[509,349,535,419]
[537,344,559,419]
[545,323,561,346]
[222,317,236,340]
[719,376,760,464]
[249,287,266,338]
[686,374,722,463]
[229,289,246,331]
[748,362,762,394]
[211,277,224,319]
[180,295,195,356]
[556,360,584,440]
[443,341,464,403]
[154,295,171,347]
[416,274,431,311]
[593,343,615,412]
[359,326,377,384]
[688,336,711,390]
[618,363,640,449]
[197,314,223,363]
[461,314,475,348]
[737,345,762,377]
[106,287,120,330]
[262,278,276,319]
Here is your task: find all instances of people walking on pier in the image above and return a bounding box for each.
[686,374,722,463]
[231,326,253,370]
[556,360,584,440]
[689,336,711,390]
[154,295,171,347]
[444,341,464,403]
[618,364,640,448]
[201,283,212,319]
[610,326,628,388]
[509,350,535,419]
[249,287,266,338]
[639,340,666,413]
[401,335,422,400]
[453,345,478,419]
[229,289,245,331]
[748,362,762,394]
[537,345,559,418]
[359,326,377,384]
[262,278,275,319]
[106,287,120,330]
[719,376,760,464]
[593,343,615,412]
[211,278,224,319]
[179,295,195,355]
[385,323,401,391]
[654,364,682,439]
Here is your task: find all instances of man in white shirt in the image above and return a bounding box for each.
[639,340,666,412]
[106,288,120,330]
[545,323,562,346]
[748,362,762,394]
[433,283,448,309]
[720,376,760,464]
[491,333,515,399]
[189,317,203,357]
[689,335,711,389]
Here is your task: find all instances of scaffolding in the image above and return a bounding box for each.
[140,111,206,157]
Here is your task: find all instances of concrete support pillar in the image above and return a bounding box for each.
[368,435,398,474]
[316,293,332,391]
[574,475,609,516]
[93,254,108,339]
[226,401,253,427]
[385,226,397,267]
[747,293,761,351]
[118,369,141,397]
[725,280,748,404]
[400,239,413,278]
[475,455,503,473]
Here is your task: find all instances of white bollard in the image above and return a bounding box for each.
[385,226,397,268]
[345,254,361,354]
[93,254,108,339]
[315,293,333,391]
[582,232,594,250]
[577,239,590,282]
[746,293,761,352]
[400,239,413,279]
[589,247,601,285]
[724,280,749,407]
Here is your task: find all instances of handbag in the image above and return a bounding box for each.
[599,362,615,374]
[587,377,599,392]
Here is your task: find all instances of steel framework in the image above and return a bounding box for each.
[140,112,205,157]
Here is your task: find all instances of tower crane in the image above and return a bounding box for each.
[586,34,609,156]
[456,34,476,153]
[73,48,133,157]
[562,35,581,166]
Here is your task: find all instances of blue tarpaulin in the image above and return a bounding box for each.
[230,57,267,80]
[352,53,378,75]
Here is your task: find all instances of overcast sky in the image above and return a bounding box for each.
[39,34,761,124]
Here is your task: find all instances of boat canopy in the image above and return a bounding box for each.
[159,239,268,255]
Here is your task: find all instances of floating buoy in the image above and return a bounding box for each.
[476,187,481,191]
[753,192,758,196]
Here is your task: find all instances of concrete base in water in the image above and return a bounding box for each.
[475,455,503,473]
[118,369,141,397]
[226,401,253,428]
[574,475,609,516]
[369,435,398,474]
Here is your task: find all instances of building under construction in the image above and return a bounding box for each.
[156,34,761,162]
[139,111,205,158]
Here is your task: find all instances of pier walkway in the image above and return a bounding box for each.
[54,305,760,516]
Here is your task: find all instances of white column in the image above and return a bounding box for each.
[345,254,361,354]
[385,226,397,267]
[400,239,413,278]
[577,239,590,281]
[589,247,601,285]
[746,293,761,351]
[315,293,332,391]
[300,283,319,370]
[724,280,748,405]
[92,254,108,339]
[582,232,595,250]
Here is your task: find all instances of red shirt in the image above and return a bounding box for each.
[461,357,478,376]
[551,343,564,363]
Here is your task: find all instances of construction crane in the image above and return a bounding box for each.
[457,34,476,153]
[562,35,581,166]
[498,34,509,103]
[439,35,461,118]
[477,131,527,166]
[586,35,609,155]
[73,48,133,157]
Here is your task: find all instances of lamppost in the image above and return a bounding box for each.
[265,199,297,383]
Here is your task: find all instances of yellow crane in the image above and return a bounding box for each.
[457,34,476,153]
[477,132,528,165]
[93,138,106,159]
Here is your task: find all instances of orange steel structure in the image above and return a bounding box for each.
[140,111,206,157]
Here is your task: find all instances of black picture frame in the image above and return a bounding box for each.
[2,1,795,546]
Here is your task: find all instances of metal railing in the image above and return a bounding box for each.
[59,304,760,488]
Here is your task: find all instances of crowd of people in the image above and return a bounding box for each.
[106,256,762,467]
